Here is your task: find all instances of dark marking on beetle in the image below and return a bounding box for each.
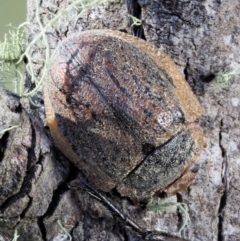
[142,143,156,156]
[143,109,153,118]
[158,67,176,88]
[105,49,115,60]
[109,103,143,144]
[123,130,196,192]
[0,131,9,163]
[132,75,141,86]
[104,68,132,101]
[143,87,150,94]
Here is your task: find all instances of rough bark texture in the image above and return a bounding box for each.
[0,0,240,240]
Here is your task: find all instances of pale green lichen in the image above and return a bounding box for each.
[57,220,72,241]
[0,24,26,62]
[146,197,190,236]
[0,0,115,97]
[9,221,72,241]
[0,23,27,94]
[22,0,115,98]
[0,125,18,135]
[11,230,19,241]
[129,15,142,27]
[214,67,240,88]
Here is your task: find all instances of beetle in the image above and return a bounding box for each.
[44,30,205,202]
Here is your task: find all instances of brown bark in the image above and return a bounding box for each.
[0,0,240,240]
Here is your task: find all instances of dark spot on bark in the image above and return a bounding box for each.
[0,131,9,162]
[88,52,96,60]
[119,29,128,33]
[200,73,216,83]
[66,95,72,104]
[162,0,179,11]
[91,111,97,120]
[14,103,22,113]
[122,66,127,72]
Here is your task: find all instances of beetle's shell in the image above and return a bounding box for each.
[44,30,205,201]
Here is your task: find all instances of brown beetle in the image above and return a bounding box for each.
[44,30,205,202]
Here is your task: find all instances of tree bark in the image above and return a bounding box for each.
[0,0,240,240]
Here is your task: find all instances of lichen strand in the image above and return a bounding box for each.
[44,30,204,199]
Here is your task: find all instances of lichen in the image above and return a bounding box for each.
[11,230,19,241]
[0,125,18,136]
[0,0,116,97]
[0,23,27,94]
[57,220,72,241]
[214,68,240,88]
[146,197,190,236]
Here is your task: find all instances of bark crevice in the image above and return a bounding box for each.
[217,119,228,241]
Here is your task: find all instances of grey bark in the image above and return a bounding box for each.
[0,0,240,240]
